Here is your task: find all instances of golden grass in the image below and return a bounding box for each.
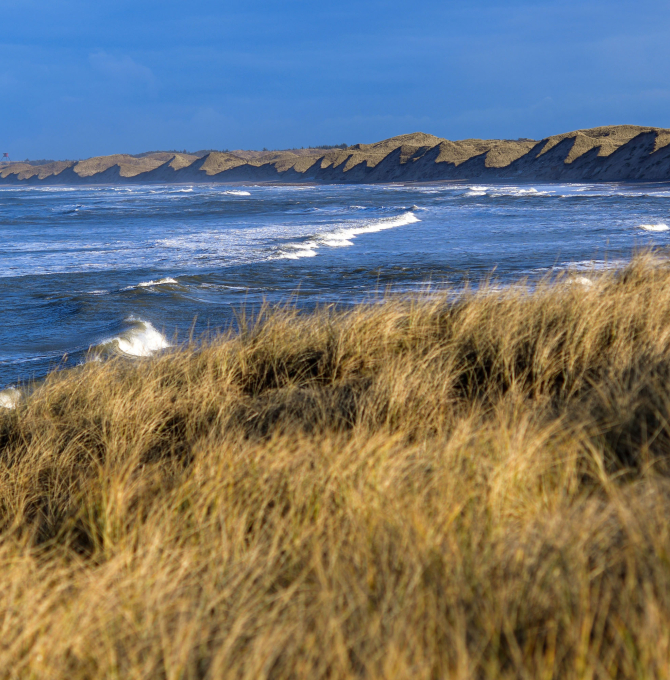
[4,256,670,678]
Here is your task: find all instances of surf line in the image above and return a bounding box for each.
[278,210,420,260]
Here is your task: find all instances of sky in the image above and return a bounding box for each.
[2,0,670,158]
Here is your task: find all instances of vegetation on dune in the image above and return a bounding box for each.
[4,256,670,677]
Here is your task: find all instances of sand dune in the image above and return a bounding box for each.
[3,126,670,184]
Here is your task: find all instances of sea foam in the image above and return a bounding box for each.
[0,387,21,410]
[639,223,669,232]
[465,186,552,198]
[123,277,179,290]
[278,211,420,260]
[98,319,170,357]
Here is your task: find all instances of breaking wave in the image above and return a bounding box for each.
[465,186,553,198]
[123,277,179,291]
[567,276,595,288]
[638,223,669,232]
[96,318,170,357]
[278,211,420,260]
[0,387,21,409]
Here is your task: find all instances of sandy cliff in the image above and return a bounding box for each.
[3,126,670,185]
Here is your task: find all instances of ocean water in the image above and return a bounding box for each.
[1,181,670,390]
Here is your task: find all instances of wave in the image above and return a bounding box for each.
[465,186,553,198]
[277,211,420,260]
[639,223,669,232]
[567,276,595,288]
[123,277,179,291]
[96,318,170,357]
[556,187,670,199]
[33,187,77,192]
[534,258,630,273]
[0,387,20,409]
[51,204,85,214]
[222,190,251,196]
[148,187,194,195]
[281,244,318,259]
[492,187,552,197]
[400,184,465,194]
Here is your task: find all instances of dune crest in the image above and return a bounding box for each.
[3,125,670,184]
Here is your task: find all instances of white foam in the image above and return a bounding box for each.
[0,388,20,410]
[278,211,420,260]
[639,223,669,232]
[34,187,76,192]
[465,185,489,197]
[123,277,178,290]
[223,190,251,196]
[99,319,170,357]
[465,186,553,198]
[539,258,629,273]
[281,243,318,259]
[492,187,552,197]
[568,276,595,287]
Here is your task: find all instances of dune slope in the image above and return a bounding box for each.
[4,125,670,184]
[2,257,670,677]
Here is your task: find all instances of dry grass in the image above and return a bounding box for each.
[4,256,670,678]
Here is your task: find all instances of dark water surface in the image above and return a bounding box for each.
[1,181,669,389]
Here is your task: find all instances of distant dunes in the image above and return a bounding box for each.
[3,125,670,184]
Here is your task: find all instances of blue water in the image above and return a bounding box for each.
[1,181,669,389]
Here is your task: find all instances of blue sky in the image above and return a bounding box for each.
[2,0,670,158]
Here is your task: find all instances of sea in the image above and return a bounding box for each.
[1,181,669,392]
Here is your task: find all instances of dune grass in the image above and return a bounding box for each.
[3,256,670,678]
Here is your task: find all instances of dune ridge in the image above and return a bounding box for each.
[3,125,670,184]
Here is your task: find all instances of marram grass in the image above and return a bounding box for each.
[3,256,670,678]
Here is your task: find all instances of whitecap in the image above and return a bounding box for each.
[97,319,170,357]
[222,190,251,196]
[549,258,629,272]
[638,223,669,232]
[0,387,21,410]
[34,187,77,192]
[277,211,420,260]
[465,185,489,197]
[281,243,318,259]
[489,187,552,197]
[123,277,179,290]
[568,276,595,287]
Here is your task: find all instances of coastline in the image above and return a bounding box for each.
[4,125,670,186]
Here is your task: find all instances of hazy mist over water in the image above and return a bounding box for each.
[1,181,669,388]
